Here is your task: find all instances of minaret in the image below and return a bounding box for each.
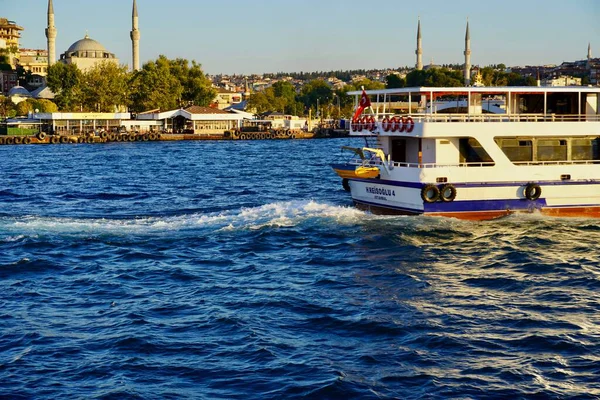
[464,20,471,85]
[45,0,57,67]
[415,18,423,70]
[130,0,140,71]
[588,43,592,60]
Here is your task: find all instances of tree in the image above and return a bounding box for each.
[13,98,59,116]
[0,95,16,118]
[16,65,32,88]
[298,79,333,115]
[15,100,33,116]
[386,74,406,89]
[129,55,183,112]
[35,99,58,113]
[81,61,130,112]
[405,69,463,87]
[46,62,83,111]
[171,59,216,107]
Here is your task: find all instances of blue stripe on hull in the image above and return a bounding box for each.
[351,178,600,189]
[424,198,548,213]
[354,198,549,215]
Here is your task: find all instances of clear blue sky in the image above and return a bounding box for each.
[3,0,599,75]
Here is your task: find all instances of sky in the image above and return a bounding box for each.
[3,0,599,75]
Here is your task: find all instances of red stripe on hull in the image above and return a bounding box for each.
[426,210,514,221]
[540,206,600,218]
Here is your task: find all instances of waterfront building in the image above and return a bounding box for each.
[36,112,132,135]
[136,106,245,134]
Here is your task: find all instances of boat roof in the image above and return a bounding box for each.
[347,86,600,96]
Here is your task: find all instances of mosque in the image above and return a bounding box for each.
[45,0,140,72]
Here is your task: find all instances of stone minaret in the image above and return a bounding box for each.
[464,20,471,85]
[45,0,57,67]
[130,0,140,71]
[415,18,423,71]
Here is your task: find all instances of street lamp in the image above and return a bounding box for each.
[316,98,320,118]
[34,108,40,133]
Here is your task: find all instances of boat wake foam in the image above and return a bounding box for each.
[0,200,377,237]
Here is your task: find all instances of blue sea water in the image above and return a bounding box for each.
[1,138,600,399]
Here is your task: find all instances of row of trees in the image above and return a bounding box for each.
[4,53,541,119]
[246,77,386,118]
[46,55,216,113]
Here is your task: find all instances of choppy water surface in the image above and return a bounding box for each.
[1,139,599,399]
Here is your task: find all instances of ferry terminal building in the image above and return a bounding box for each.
[35,106,248,136]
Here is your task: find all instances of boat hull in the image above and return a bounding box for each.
[346,178,600,221]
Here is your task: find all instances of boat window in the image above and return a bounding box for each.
[497,136,600,163]
[459,138,493,164]
[537,139,567,162]
[572,137,600,161]
[496,138,533,162]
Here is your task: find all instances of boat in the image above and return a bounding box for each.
[332,86,600,220]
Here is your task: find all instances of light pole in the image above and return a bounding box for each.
[316,98,320,119]
[34,108,40,133]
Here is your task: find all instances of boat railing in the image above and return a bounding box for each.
[513,159,600,166]
[365,113,600,124]
[349,157,599,169]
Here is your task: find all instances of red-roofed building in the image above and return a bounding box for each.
[136,105,247,134]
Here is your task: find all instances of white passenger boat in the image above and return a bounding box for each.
[332,86,600,220]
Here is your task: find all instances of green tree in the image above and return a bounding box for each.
[0,95,16,118]
[169,58,216,106]
[16,65,32,87]
[81,61,130,112]
[272,81,297,114]
[15,100,33,116]
[46,62,83,111]
[386,74,406,89]
[34,99,58,113]
[246,90,271,114]
[298,79,333,116]
[129,55,183,112]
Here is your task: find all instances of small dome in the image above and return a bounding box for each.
[8,85,31,97]
[67,34,107,53]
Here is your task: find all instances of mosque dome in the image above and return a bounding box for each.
[66,34,107,53]
[8,85,31,98]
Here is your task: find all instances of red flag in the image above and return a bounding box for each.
[352,89,371,121]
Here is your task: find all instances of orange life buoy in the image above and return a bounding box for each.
[390,116,399,132]
[405,116,415,133]
[366,116,375,131]
[397,116,406,133]
[356,117,364,132]
[382,117,391,132]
